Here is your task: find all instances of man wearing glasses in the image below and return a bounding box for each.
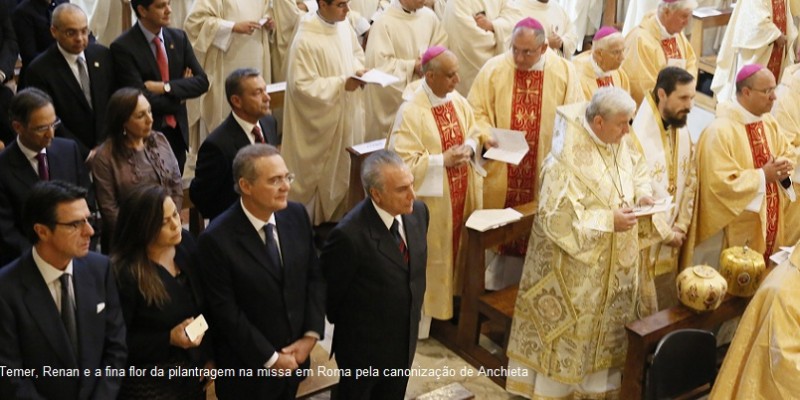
[0,180,127,399]
[0,88,93,267]
[23,3,115,161]
[197,144,325,400]
[467,17,582,291]
[686,64,798,267]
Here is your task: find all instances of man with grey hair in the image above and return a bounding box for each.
[507,87,665,399]
[621,0,698,106]
[572,26,630,99]
[197,143,325,400]
[321,149,429,399]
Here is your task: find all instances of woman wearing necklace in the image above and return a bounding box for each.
[91,87,183,251]
[112,185,212,399]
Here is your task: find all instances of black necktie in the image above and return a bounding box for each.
[36,152,49,181]
[264,223,282,269]
[59,273,78,353]
[390,219,409,265]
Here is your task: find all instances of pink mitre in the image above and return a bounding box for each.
[515,17,543,31]
[421,45,448,66]
[661,0,699,8]
[736,64,764,83]
[593,26,620,42]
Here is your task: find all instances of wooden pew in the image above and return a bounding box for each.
[431,202,537,387]
[267,82,286,109]
[620,295,750,399]
[345,139,386,211]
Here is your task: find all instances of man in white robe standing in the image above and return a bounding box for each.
[184,0,273,146]
[283,0,367,225]
[512,0,579,59]
[364,0,447,141]
[555,0,603,51]
[442,0,521,95]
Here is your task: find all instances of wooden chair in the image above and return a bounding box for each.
[645,329,717,400]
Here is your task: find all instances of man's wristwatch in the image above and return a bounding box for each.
[164,82,171,93]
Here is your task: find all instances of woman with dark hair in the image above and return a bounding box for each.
[112,185,211,400]
[91,87,183,251]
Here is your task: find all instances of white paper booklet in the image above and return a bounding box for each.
[353,69,401,87]
[632,196,674,217]
[465,208,524,232]
[483,128,529,165]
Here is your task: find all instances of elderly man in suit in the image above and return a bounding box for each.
[22,3,115,159]
[321,149,429,399]
[110,0,209,172]
[0,88,93,267]
[190,68,279,220]
[197,144,325,400]
[0,180,127,399]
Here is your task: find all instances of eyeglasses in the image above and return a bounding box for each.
[55,216,96,231]
[333,0,350,8]
[30,119,62,135]
[511,47,538,57]
[266,173,296,187]
[749,87,776,96]
[58,28,89,38]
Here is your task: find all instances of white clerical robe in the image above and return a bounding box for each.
[283,13,365,225]
[364,1,447,141]
[507,103,661,399]
[773,63,800,162]
[684,100,799,268]
[89,0,135,46]
[442,0,522,95]
[555,0,603,51]
[351,0,389,21]
[621,12,697,106]
[631,93,697,314]
[572,51,631,100]
[621,0,658,36]
[711,0,797,101]
[271,0,307,82]
[388,82,486,320]
[170,0,196,29]
[511,0,579,59]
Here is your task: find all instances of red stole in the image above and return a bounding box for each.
[660,37,682,60]
[767,0,788,81]
[501,69,544,255]
[596,76,614,88]
[745,121,779,261]
[431,101,469,261]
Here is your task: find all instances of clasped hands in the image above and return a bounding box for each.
[613,196,654,232]
[762,156,794,183]
[271,336,317,371]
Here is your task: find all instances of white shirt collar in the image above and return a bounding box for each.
[240,199,276,233]
[371,199,401,230]
[231,112,259,144]
[33,246,74,285]
[316,11,337,26]
[138,23,164,45]
[733,99,763,124]
[421,79,452,106]
[56,43,85,66]
[16,136,46,160]
[655,13,675,40]
[583,117,611,149]
[591,56,613,77]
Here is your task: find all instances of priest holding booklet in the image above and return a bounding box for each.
[506,88,669,399]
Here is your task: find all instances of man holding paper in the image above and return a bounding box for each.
[468,17,582,288]
[685,64,799,267]
[388,46,490,331]
[507,88,662,399]
[283,0,367,225]
[364,0,447,141]
[630,66,698,313]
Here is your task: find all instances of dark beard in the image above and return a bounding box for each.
[664,111,689,128]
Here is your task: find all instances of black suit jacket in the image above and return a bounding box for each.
[110,23,208,146]
[0,138,93,266]
[12,0,67,80]
[22,43,116,157]
[0,0,17,145]
[0,251,127,399]
[321,199,429,370]
[197,201,325,399]
[189,113,279,220]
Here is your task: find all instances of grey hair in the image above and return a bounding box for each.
[511,24,547,47]
[232,144,281,194]
[658,0,696,13]
[361,149,406,198]
[586,87,636,121]
[421,50,455,75]
[52,3,87,28]
[592,33,623,50]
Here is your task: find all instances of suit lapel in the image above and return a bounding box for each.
[233,205,283,282]
[84,46,103,111]
[50,47,91,111]
[20,254,79,368]
[132,23,161,79]
[365,202,407,270]
[73,257,100,369]
[7,143,39,187]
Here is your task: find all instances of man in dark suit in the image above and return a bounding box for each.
[0,0,17,148]
[12,0,67,81]
[197,144,325,400]
[190,68,279,220]
[321,149,429,399]
[22,4,115,159]
[0,88,93,267]
[110,0,209,172]
[0,180,127,399]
